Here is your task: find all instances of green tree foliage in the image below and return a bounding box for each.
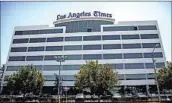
[6,65,45,97]
[75,60,119,96]
[157,62,172,90]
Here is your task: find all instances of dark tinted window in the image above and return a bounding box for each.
[144,52,163,58]
[9,56,25,61]
[28,47,44,52]
[156,62,165,68]
[65,36,82,41]
[13,38,29,43]
[43,65,60,71]
[65,55,82,60]
[29,38,46,43]
[145,63,154,69]
[103,44,121,49]
[140,34,159,39]
[11,47,27,52]
[26,56,43,61]
[102,35,120,40]
[47,37,63,42]
[15,31,22,35]
[122,35,140,39]
[138,25,157,30]
[64,45,82,51]
[46,46,63,51]
[63,65,81,70]
[109,64,123,69]
[103,54,122,59]
[142,43,161,48]
[6,66,21,71]
[125,63,144,69]
[83,54,102,60]
[126,74,146,80]
[145,62,165,69]
[124,53,143,59]
[147,73,155,79]
[83,45,101,50]
[123,43,141,49]
[83,35,101,41]
[103,26,138,31]
[44,55,61,60]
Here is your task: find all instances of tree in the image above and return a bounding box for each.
[75,60,119,100]
[157,62,172,90]
[6,65,45,98]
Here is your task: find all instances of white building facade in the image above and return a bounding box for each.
[1,16,167,94]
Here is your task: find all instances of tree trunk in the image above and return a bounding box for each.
[98,95,100,103]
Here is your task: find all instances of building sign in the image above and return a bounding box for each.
[56,11,112,20]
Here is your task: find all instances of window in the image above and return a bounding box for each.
[29,38,46,43]
[125,63,144,69]
[64,45,82,51]
[26,56,43,61]
[118,74,125,80]
[156,62,165,68]
[83,36,101,41]
[143,52,163,58]
[124,53,143,59]
[63,65,81,70]
[35,65,42,71]
[147,73,155,79]
[83,54,102,60]
[103,44,121,49]
[123,43,141,49]
[47,37,63,42]
[103,26,138,31]
[65,36,82,41]
[83,45,101,50]
[9,56,25,61]
[102,35,120,40]
[15,31,22,35]
[125,74,146,80]
[140,34,159,39]
[44,75,55,81]
[142,43,161,48]
[44,55,61,60]
[13,38,29,44]
[28,47,44,52]
[145,62,165,69]
[46,46,63,51]
[65,55,82,60]
[122,35,140,39]
[4,76,9,81]
[145,63,154,69]
[62,75,75,81]
[138,25,157,30]
[103,54,122,59]
[11,47,27,52]
[87,28,92,32]
[6,66,21,71]
[109,64,123,69]
[43,65,60,71]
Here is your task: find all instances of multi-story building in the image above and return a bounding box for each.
[1,11,167,94]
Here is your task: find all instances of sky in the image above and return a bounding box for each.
[0,2,171,66]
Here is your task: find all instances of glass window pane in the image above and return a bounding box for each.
[9,56,25,61]
[11,47,27,52]
[125,63,144,69]
[15,31,22,35]
[47,37,63,42]
[138,25,157,30]
[6,66,21,71]
[44,75,56,81]
[83,54,102,60]
[147,73,155,79]
[156,62,165,68]
[126,74,146,80]
[123,43,141,49]
[103,26,137,31]
[13,38,29,43]
[103,44,121,49]
[83,36,101,41]
[28,47,44,52]
[65,36,82,41]
[145,63,154,69]
[43,65,60,71]
[122,35,140,39]
[46,46,63,51]
[62,75,75,81]
[118,74,124,80]
[26,56,43,61]
[65,55,81,60]
[83,45,101,50]
[64,45,82,51]
[144,52,163,58]
[44,55,61,60]
[124,53,143,59]
[141,34,159,39]
[29,38,46,43]
[63,65,81,70]
[142,43,161,48]
[103,54,122,59]
[109,64,123,69]
[102,35,120,40]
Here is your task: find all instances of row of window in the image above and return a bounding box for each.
[13,34,159,44]
[11,43,161,52]
[8,52,163,61]
[103,25,157,32]
[15,29,63,35]
[6,62,165,71]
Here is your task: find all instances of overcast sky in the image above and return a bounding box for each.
[1,2,171,66]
